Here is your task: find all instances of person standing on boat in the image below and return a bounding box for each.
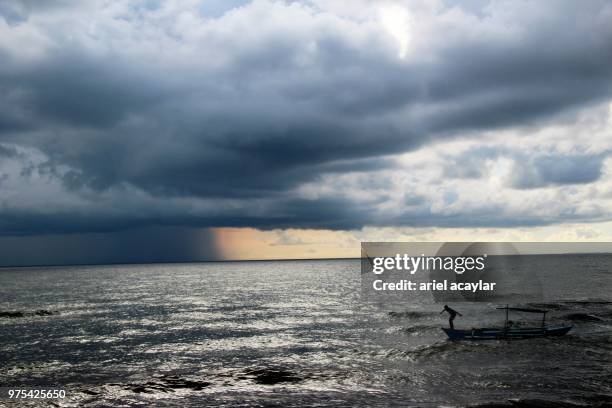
[440,305,462,329]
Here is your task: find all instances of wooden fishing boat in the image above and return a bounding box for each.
[442,306,572,340]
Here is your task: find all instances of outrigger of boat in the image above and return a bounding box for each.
[442,306,572,340]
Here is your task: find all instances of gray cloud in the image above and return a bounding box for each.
[509,154,605,189]
[441,143,608,188]
[0,0,612,241]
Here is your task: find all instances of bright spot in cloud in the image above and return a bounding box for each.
[379,4,412,59]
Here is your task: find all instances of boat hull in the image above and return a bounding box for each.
[442,325,572,340]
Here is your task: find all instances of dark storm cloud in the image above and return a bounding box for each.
[1,0,612,238]
[0,226,220,266]
[0,193,371,234]
[1,53,168,128]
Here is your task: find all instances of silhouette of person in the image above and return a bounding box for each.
[440,305,462,329]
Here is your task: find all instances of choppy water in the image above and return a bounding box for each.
[0,257,611,407]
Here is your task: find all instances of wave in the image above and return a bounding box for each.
[527,302,572,311]
[563,300,612,306]
[469,397,612,408]
[206,304,266,313]
[401,324,438,335]
[387,311,431,319]
[385,340,492,361]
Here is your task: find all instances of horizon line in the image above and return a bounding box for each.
[1,251,612,270]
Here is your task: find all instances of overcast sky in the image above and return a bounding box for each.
[1,0,612,265]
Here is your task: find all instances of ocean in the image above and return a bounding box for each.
[0,257,611,407]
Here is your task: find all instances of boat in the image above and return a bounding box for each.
[441,306,572,340]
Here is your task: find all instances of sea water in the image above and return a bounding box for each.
[0,256,610,407]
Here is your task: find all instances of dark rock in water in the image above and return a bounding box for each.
[563,313,604,322]
[0,310,57,318]
[245,368,303,385]
[582,394,612,406]
[129,386,153,394]
[159,375,210,390]
[112,375,211,394]
[81,390,99,396]
[0,311,25,318]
